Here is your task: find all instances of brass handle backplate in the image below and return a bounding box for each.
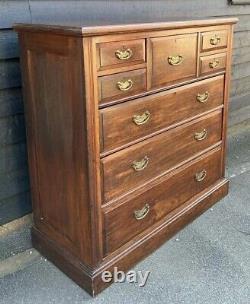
[197,92,209,103]
[210,35,221,46]
[209,59,220,69]
[133,111,151,125]
[134,204,150,220]
[194,129,207,141]
[195,169,207,182]
[115,48,133,60]
[117,79,133,91]
[132,156,149,171]
[168,55,183,66]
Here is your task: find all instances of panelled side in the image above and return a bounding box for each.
[18,31,96,266]
[221,25,235,176]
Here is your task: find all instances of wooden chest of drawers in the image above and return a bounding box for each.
[15,17,237,296]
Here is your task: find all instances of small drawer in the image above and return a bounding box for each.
[97,39,146,70]
[201,30,228,52]
[101,111,222,203]
[103,148,222,254]
[200,53,227,76]
[150,33,198,88]
[100,75,224,153]
[98,69,147,104]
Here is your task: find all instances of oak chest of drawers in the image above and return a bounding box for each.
[15,17,237,296]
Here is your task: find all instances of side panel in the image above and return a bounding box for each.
[221,26,234,176]
[18,32,95,265]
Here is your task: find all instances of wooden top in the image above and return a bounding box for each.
[14,17,238,37]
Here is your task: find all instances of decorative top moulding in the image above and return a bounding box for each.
[13,17,238,37]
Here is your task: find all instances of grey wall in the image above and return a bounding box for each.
[0,0,249,224]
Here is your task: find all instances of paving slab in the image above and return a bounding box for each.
[0,215,32,261]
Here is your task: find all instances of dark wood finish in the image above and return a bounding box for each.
[100,75,224,153]
[200,53,227,75]
[104,148,222,253]
[98,68,147,103]
[32,177,229,296]
[2,2,248,226]
[221,23,234,184]
[18,31,96,266]
[15,18,236,296]
[150,33,198,88]
[14,18,238,36]
[97,39,145,70]
[102,111,222,203]
[201,30,228,52]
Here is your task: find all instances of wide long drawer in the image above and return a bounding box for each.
[103,148,223,254]
[101,110,222,203]
[100,75,224,153]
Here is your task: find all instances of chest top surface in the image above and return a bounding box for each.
[14,17,238,36]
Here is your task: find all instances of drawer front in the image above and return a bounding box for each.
[102,111,222,203]
[103,148,222,254]
[201,30,228,52]
[200,53,227,75]
[100,75,224,152]
[97,39,146,70]
[150,34,198,88]
[98,69,146,103]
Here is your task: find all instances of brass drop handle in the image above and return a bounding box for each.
[117,79,133,91]
[197,92,209,103]
[210,35,221,46]
[209,59,220,69]
[134,204,150,220]
[132,156,149,171]
[194,129,207,141]
[133,111,151,125]
[168,55,183,66]
[115,48,133,60]
[195,169,207,182]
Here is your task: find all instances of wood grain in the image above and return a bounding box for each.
[14,17,238,36]
[150,33,198,88]
[201,30,228,52]
[15,18,235,296]
[18,31,98,266]
[100,75,224,153]
[200,53,227,76]
[104,148,223,253]
[98,68,147,103]
[102,111,223,203]
[97,39,145,70]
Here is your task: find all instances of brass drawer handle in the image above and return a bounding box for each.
[132,156,149,171]
[197,92,209,103]
[168,55,183,66]
[194,129,207,141]
[209,59,220,69]
[115,48,133,60]
[210,35,221,46]
[134,204,150,220]
[133,111,151,125]
[195,169,207,182]
[117,79,133,91]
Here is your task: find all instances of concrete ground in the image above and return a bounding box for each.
[0,123,250,304]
